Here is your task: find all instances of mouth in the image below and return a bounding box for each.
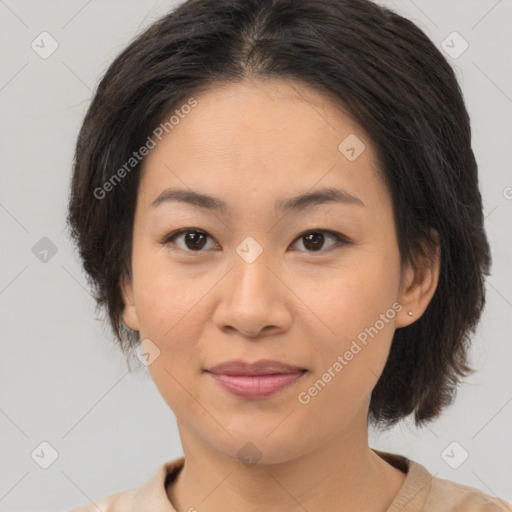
[204,359,308,399]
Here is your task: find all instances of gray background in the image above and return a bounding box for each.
[0,0,511,510]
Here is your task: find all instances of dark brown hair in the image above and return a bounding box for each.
[66,0,491,429]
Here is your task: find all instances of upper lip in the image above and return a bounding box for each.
[205,359,306,376]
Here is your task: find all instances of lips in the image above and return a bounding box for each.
[206,359,306,376]
[205,359,307,399]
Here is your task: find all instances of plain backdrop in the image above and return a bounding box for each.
[1,0,511,510]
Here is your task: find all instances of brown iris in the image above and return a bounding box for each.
[184,231,208,250]
[302,232,325,251]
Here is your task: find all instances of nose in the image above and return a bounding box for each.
[212,254,293,339]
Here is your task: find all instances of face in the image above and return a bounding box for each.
[121,78,429,464]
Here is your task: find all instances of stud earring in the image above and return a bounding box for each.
[407,311,413,317]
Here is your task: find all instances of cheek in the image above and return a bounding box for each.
[136,276,210,417]
[130,239,235,411]
[131,259,210,411]
[297,245,401,395]
[132,243,209,341]
[303,246,400,342]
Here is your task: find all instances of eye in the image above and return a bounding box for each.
[162,228,219,252]
[161,228,350,254]
[289,229,349,253]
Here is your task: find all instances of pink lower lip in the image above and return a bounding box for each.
[207,371,306,399]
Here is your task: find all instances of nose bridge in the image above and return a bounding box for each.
[213,240,292,337]
[231,243,275,315]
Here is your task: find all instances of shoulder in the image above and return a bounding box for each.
[426,473,512,512]
[66,456,185,512]
[67,487,140,512]
[374,449,512,512]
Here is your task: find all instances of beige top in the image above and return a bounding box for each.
[69,449,511,511]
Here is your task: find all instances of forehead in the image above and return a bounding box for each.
[138,78,384,211]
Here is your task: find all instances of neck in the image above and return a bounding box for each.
[166,408,407,512]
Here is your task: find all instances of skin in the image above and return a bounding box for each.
[121,77,440,512]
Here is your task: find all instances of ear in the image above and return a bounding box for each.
[120,273,140,331]
[396,232,440,328]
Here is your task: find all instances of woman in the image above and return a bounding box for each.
[66,0,511,510]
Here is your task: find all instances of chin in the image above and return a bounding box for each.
[206,424,314,466]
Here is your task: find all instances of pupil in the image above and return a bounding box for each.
[186,232,206,250]
[304,232,324,251]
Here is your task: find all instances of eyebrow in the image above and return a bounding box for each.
[149,186,364,214]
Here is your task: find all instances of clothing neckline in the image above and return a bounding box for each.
[372,449,433,510]
[156,448,433,512]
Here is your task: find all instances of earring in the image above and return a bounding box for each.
[408,311,413,317]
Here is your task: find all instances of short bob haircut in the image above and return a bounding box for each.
[66,0,491,430]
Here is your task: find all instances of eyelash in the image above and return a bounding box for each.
[160,228,351,254]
